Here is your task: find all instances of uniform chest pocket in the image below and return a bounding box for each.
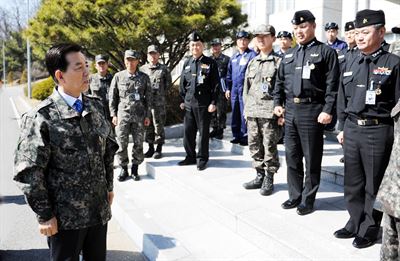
[118,81,130,97]
[90,82,101,91]
[342,75,354,86]
[371,74,391,87]
[308,56,323,71]
[247,70,257,80]
[184,68,192,83]
[283,57,294,65]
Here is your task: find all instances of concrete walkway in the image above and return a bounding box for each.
[114,136,380,261]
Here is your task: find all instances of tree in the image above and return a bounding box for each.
[26,0,247,71]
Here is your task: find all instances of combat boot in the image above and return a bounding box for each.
[260,172,274,196]
[153,144,163,159]
[118,166,129,182]
[144,143,155,158]
[243,170,265,189]
[131,164,140,181]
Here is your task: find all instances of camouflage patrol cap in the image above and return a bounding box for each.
[95,54,109,63]
[344,21,355,32]
[124,49,140,59]
[254,24,276,37]
[291,10,315,25]
[147,45,159,53]
[355,9,385,28]
[210,38,222,46]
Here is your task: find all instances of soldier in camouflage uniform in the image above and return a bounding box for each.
[374,99,400,261]
[109,50,152,182]
[209,38,230,139]
[13,43,118,261]
[87,54,113,121]
[242,25,283,196]
[140,45,172,159]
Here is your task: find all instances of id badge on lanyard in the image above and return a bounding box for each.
[302,61,311,79]
[365,80,376,105]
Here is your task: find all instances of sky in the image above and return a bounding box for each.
[1,0,41,26]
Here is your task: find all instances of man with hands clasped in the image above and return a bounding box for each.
[178,31,220,171]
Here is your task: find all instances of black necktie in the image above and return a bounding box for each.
[354,56,371,113]
[293,46,305,97]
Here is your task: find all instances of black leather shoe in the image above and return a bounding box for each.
[339,156,344,163]
[239,139,248,146]
[118,167,129,182]
[281,198,301,209]
[334,228,355,239]
[197,161,207,171]
[352,236,375,249]
[296,204,314,215]
[214,129,223,140]
[209,128,218,138]
[178,158,196,166]
[230,138,240,144]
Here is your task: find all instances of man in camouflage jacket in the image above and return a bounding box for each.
[87,54,113,121]
[375,99,400,261]
[140,45,172,159]
[242,24,283,196]
[14,43,118,261]
[109,50,152,181]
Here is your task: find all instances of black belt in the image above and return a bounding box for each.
[292,97,313,104]
[348,115,393,126]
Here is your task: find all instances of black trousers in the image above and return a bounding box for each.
[284,103,324,207]
[343,119,393,238]
[47,223,108,261]
[183,106,211,162]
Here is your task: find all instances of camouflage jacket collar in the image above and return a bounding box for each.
[256,51,276,62]
[50,89,93,119]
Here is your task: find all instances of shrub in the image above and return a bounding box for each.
[165,82,184,126]
[20,68,27,84]
[32,77,55,100]
[6,71,14,86]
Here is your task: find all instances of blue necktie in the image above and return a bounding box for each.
[73,99,83,113]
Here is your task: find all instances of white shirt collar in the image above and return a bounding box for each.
[57,87,82,108]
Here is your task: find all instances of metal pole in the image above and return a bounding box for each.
[2,41,5,88]
[27,0,32,98]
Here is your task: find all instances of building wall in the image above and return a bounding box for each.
[239,0,400,43]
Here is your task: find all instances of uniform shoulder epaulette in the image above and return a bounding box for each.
[23,96,54,119]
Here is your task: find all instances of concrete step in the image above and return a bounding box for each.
[113,139,379,261]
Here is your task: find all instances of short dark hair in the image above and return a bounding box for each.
[45,43,83,83]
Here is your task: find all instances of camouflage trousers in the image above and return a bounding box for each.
[210,91,227,130]
[145,106,166,145]
[115,118,144,166]
[247,117,282,173]
[381,213,400,261]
